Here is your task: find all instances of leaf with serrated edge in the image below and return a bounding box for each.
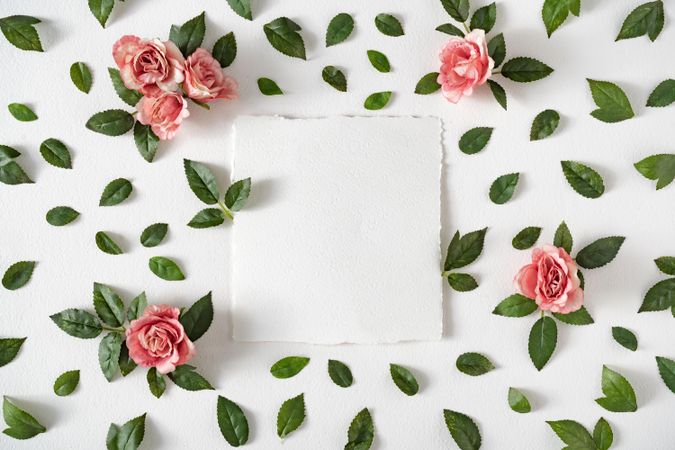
[257,77,283,95]
[493,294,538,317]
[2,397,46,440]
[93,282,125,327]
[70,62,92,93]
[634,154,675,190]
[39,138,71,169]
[133,122,159,163]
[616,1,664,42]
[226,0,252,20]
[470,3,496,33]
[639,278,675,312]
[389,364,419,395]
[53,370,79,396]
[96,231,124,255]
[147,367,165,398]
[106,413,146,450]
[140,223,168,248]
[593,417,613,450]
[553,221,573,253]
[444,228,487,270]
[512,227,542,250]
[277,393,305,438]
[328,360,353,388]
[99,332,122,382]
[50,309,102,339]
[561,161,605,199]
[587,79,635,123]
[576,236,625,269]
[2,261,36,290]
[367,50,390,73]
[489,173,519,204]
[374,13,404,37]
[188,208,225,228]
[553,306,594,325]
[322,66,347,92]
[271,356,310,379]
[8,103,37,121]
[88,0,114,28]
[647,79,675,107]
[655,256,675,275]
[264,17,306,59]
[487,79,507,109]
[127,292,147,322]
[448,273,478,292]
[443,409,481,450]
[168,365,214,391]
[86,109,134,136]
[529,316,557,370]
[612,326,638,351]
[530,109,560,141]
[415,72,441,95]
[456,352,494,376]
[508,387,531,413]
[179,292,213,341]
[326,13,354,47]
[0,338,26,368]
[183,159,220,204]
[0,16,43,52]
[212,32,237,68]
[217,395,249,446]
[364,92,392,110]
[108,68,142,106]
[225,178,251,212]
[501,57,553,82]
[148,256,185,281]
[440,0,470,22]
[345,408,374,450]
[595,365,638,412]
[487,33,506,68]
[459,127,493,154]
[656,356,675,394]
[546,420,595,449]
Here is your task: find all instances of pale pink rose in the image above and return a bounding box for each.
[514,245,584,314]
[112,35,185,96]
[125,304,195,374]
[183,48,238,103]
[437,29,494,103]
[136,91,190,140]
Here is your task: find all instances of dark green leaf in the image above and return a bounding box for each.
[183,159,220,204]
[2,397,46,440]
[489,172,519,204]
[647,79,675,107]
[99,332,122,382]
[140,223,168,248]
[389,364,419,395]
[634,154,675,190]
[147,368,166,398]
[443,409,481,450]
[553,221,573,253]
[168,365,214,391]
[655,256,675,275]
[374,13,404,37]
[612,326,638,351]
[593,418,613,450]
[93,282,125,327]
[456,352,494,376]
[277,393,305,438]
[53,370,79,396]
[169,12,205,57]
[444,228,487,270]
[501,57,553,82]
[226,0,252,21]
[257,77,283,95]
[508,388,531,413]
[587,79,635,123]
[133,122,159,163]
[656,356,675,394]
[546,420,595,449]
[271,356,310,379]
[326,13,354,47]
[576,236,625,269]
[638,278,675,312]
[595,365,638,412]
[435,23,465,36]
[86,109,134,136]
[459,127,493,155]
[470,3,497,33]
[118,342,137,376]
[447,273,478,292]
[561,161,605,199]
[322,66,348,92]
[0,144,20,164]
[225,178,251,212]
[492,294,538,317]
[512,227,542,250]
[529,316,557,371]
[8,103,37,121]
[217,395,249,446]
[188,208,225,228]
[50,309,102,339]
[364,91,392,110]
[542,0,576,37]
[108,68,142,106]
[487,33,506,68]
[179,292,213,341]
[0,16,43,52]
[0,338,26,368]
[2,261,36,290]
[106,413,146,450]
[415,72,441,95]
[70,62,92,93]
[367,50,390,73]
[263,17,306,60]
[212,32,237,68]
[127,292,147,322]
[100,178,133,206]
[487,79,507,109]
[440,0,470,22]
[345,408,374,450]
[148,256,185,281]
[88,0,114,27]
[553,306,594,325]
[39,138,71,169]
[328,360,353,388]
[530,109,560,141]
[0,161,32,185]
[95,232,124,255]
[616,1,664,42]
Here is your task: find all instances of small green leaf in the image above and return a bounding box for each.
[148,256,185,281]
[655,256,675,275]
[0,16,43,52]
[127,292,147,322]
[108,68,142,106]
[133,122,159,163]
[634,154,675,190]
[99,178,133,206]
[93,282,125,327]
[0,161,32,185]
[322,66,347,92]
[443,409,481,450]
[257,78,283,96]
[501,57,553,82]
[212,32,237,68]
[447,273,478,292]
[2,397,46,440]
[553,221,573,254]
[140,223,168,248]
[512,227,542,250]
[647,79,675,107]
[444,228,488,271]
[98,332,122,382]
[53,370,80,396]
[345,408,374,450]
[530,109,560,141]
[374,13,404,37]
[456,352,495,376]
[595,365,638,412]
[367,50,390,73]
[529,316,557,371]
[542,0,577,37]
[415,72,441,95]
[118,342,137,376]
[616,1,664,42]
[489,172,519,204]
[561,161,605,199]
[217,395,249,446]
[271,356,310,379]
[459,127,493,155]
[8,103,37,122]
[487,33,506,68]
[470,2,497,33]
[277,393,305,438]
[655,356,675,394]
[188,208,225,228]
[263,17,306,60]
[326,13,354,47]
[70,62,92,93]
[440,0,470,22]
[639,278,675,312]
[364,91,392,110]
[328,360,353,388]
[183,159,220,204]
[96,232,124,255]
[226,0,252,20]
[576,236,625,269]
[86,109,134,136]
[553,306,594,325]
[546,420,596,449]
[587,79,635,123]
[50,309,102,339]
[492,294,538,317]
[39,138,72,169]
[508,388,531,413]
[0,144,20,164]
[612,326,638,351]
[225,178,251,212]
[106,413,146,450]
[169,12,206,57]
[179,292,213,342]
[2,261,36,290]
[0,338,26,368]
[147,368,166,398]
[487,79,507,109]
[88,0,114,27]
[168,365,214,391]
[593,418,613,450]
[389,364,419,396]
[435,23,465,36]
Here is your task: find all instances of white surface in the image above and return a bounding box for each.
[0,0,674,449]
[232,116,442,344]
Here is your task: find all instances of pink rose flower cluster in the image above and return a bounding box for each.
[113,35,237,140]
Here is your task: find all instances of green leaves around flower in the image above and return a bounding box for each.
[96,232,124,255]
[326,13,354,47]
[616,1,664,42]
[488,33,506,68]
[561,161,605,199]
[0,16,43,51]
[459,127,493,155]
[168,365,214,391]
[2,397,46,440]
[547,418,611,450]
[146,367,166,398]
[530,109,560,141]
[512,227,542,250]
[88,0,114,28]
[217,395,249,446]
[328,360,353,388]
[108,68,142,107]
[140,223,168,248]
[169,12,206,57]
[612,326,638,351]
[226,0,252,21]
[213,32,237,68]
[148,256,185,281]
[554,221,573,253]
[492,294,538,317]
[436,23,465,36]
[389,364,419,396]
[542,0,580,37]
[264,17,306,60]
[364,91,392,110]
[508,387,531,413]
[271,356,310,379]
[456,352,495,376]
[443,409,481,450]
[40,138,72,169]
[345,408,374,449]
[99,332,123,382]
[529,316,557,371]
[179,292,213,342]
[70,62,92,94]
[2,261,36,290]
[127,292,147,322]
[647,79,675,107]
[277,393,305,438]
[367,50,390,73]
[53,370,80,396]
[576,236,625,269]
[634,154,675,190]
[470,2,497,33]
[487,80,507,110]
[133,122,159,163]
[0,338,26,368]
[415,72,441,95]
[440,0,470,22]
[258,78,283,96]
[655,256,675,275]
[638,278,675,312]
[489,172,519,204]
[50,309,102,339]
[106,413,146,450]
[375,13,404,37]
[443,228,487,291]
[119,342,137,377]
[552,306,594,325]
[322,66,348,92]
[501,57,553,83]
[86,109,135,136]
[0,145,32,185]
[656,356,675,394]
[586,79,635,123]
[93,282,125,327]
[595,365,638,412]
[8,103,37,122]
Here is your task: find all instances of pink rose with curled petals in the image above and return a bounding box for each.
[136,91,189,140]
[125,304,195,374]
[514,245,584,314]
[183,48,238,103]
[112,35,185,96]
[437,29,494,103]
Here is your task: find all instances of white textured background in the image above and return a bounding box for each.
[1,0,674,449]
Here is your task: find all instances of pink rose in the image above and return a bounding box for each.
[437,29,494,103]
[112,35,185,97]
[514,245,584,314]
[136,91,190,140]
[183,48,238,103]
[125,305,195,374]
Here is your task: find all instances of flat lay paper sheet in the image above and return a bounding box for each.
[232,116,443,344]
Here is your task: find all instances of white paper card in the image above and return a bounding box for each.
[232,116,443,344]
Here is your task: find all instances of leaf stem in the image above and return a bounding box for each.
[462,22,471,34]
[492,70,501,75]
[441,271,451,278]
[102,325,126,333]
[218,201,234,221]
[540,310,545,318]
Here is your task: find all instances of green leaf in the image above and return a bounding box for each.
[374,13,404,37]
[364,91,392,110]
[0,161,32,185]
[634,154,675,190]
[86,109,134,136]
[576,236,625,269]
[2,397,46,440]
[612,326,638,351]
[435,23,465,36]
[501,57,553,82]
[470,3,497,33]
[70,62,92,93]
[39,138,71,169]
[459,127,493,155]
[263,17,306,60]
[99,332,122,382]
[257,78,283,95]
[96,231,124,255]
[148,256,185,281]
[183,159,220,205]
[587,79,635,123]
[53,370,80,396]
[489,172,519,204]
[225,178,251,212]
[443,409,481,450]
[638,278,675,312]
[345,408,374,450]
[99,178,133,206]
[415,72,441,95]
[226,0,252,20]
[0,16,43,52]
[553,221,573,253]
[271,356,310,379]
[456,352,495,376]
[508,388,531,413]
[328,360,353,388]
[647,79,675,107]
[106,413,146,450]
[546,420,595,449]
[512,227,542,250]
[93,282,125,327]
[133,122,159,163]
[561,161,605,199]
[0,144,20,164]
[447,273,478,292]
[367,50,390,73]
[276,393,305,438]
[530,109,560,141]
[542,0,577,37]
[0,338,26,368]
[108,68,142,107]
[656,356,675,394]
[127,292,147,322]
[492,294,538,317]
[322,66,348,92]
[444,228,488,271]
[118,342,137,376]
[595,365,638,412]
[529,316,557,371]
[179,292,213,341]
[326,13,354,47]
[8,103,37,122]
[140,223,168,248]
[553,306,594,325]
[389,364,419,396]
[440,0,470,22]
[487,33,506,68]
[217,395,249,446]
[487,79,507,110]
[88,0,114,27]
[212,32,237,68]
[2,261,36,290]
[616,1,664,42]
[655,256,675,275]
[593,418,613,450]
[168,365,214,391]
[188,208,225,228]
[50,309,102,339]
[169,12,205,57]
[146,368,166,398]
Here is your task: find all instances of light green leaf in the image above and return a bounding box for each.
[553,221,573,253]
[593,417,613,450]
[546,420,595,449]
[95,232,124,255]
[345,408,374,450]
[106,413,146,450]
[212,32,237,68]
[443,409,481,450]
[367,50,390,73]
[98,332,122,382]
[148,256,185,281]
[88,0,114,27]
[489,172,519,204]
[616,1,664,42]
[553,306,594,325]
[508,388,531,413]
[328,360,353,388]
[459,127,493,155]
[415,72,441,95]
[322,66,348,92]
[108,68,142,107]
[86,109,134,136]
[179,291,213,342]
[53,370,80,396]
[225,0,252,21]
[512,227,542,250]
[188,208,225,228]
[50,309,102,339]
[271,356,310,379]
[501,57,553,82]
[0,338,26,368]
[530,109,560,141]
[561,160,605,199]
[612,326,638,351]
[257,78,283,96]
[168,365,214,391]
[470,3,497,33]
[638,278,675,312]
[8,103,37,121]
[0,15,43,52]
[655,256,675,275]
[440,0,470,22]
[2,261,36,290]
[133,122,159,163]
[217,395,249,446]
[147,368,166,398]
[169,12,205,57]
[595,365,638,412]
[326,13,354,47]
[655,356,675,394]
[70,62,92,93]
[225,178,251,212]
[389,364,419,396]
[529,316,557,371]
[183,159,220,205]
[492,294,538,317]
[634,154,675,190]
[364,91,392,110]
[647,79,675,107]
[2,397,46,440]
[587,79,635,123]
[444,228,487,271]
[447,273,478,292]
[263,17,306,60]
[277,394,305,438]
[576,236,625,269]
[374,13,404,37]
[140,223,168,248]
[456,352,495,376]
[487,79,507,109]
